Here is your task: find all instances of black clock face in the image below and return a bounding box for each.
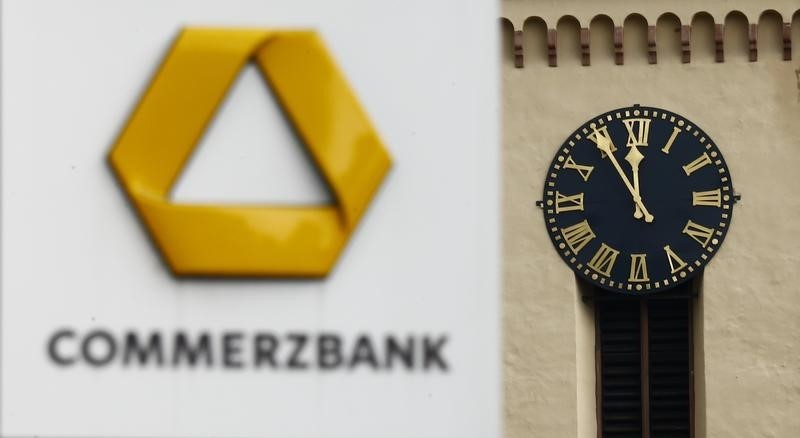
[542,105,735,294]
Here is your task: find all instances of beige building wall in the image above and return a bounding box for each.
[501,1,800,437]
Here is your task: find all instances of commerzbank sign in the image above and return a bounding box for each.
[45,28,448,373]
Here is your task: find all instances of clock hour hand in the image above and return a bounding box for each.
[624,145,645,220]
[592,129,655,223]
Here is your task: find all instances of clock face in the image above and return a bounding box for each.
[542,105,735,294]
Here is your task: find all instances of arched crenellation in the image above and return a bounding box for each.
[793,10,800,60]
[500,8,800,67]
[656,13,682,64]
[759,10,785,60]
[590,15,615,67]
[623,13,649,65]
[556,15,583,67]
[522,16,548,67]
[691,12,717,63]
[784,16,792,60]
[500,18,517,67]
[725,11,750,62]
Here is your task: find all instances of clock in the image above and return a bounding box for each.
[541,105,735,294]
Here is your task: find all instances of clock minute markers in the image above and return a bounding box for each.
[591,128,655,223]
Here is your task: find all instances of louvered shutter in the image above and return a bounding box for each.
[597,299,642,438]
[648,299,692,438]
[594,284,694,438]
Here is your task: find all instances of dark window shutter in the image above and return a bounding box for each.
[648,299,692,438]
[597,299,642,437]
[594,283,694,438]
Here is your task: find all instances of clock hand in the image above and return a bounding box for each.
[592,129,655,223]
[624,145,645,220]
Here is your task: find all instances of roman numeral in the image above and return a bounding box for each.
[555,191,584,214]
[682,220,715,247]
[692,189,722,207]
[563,155,594,181]
[682,153,712,176]
[587,125,617,157]
[588,243,620,277]
[560,220,596,255]
[622,118,651,148]
[661,126,682,154]
[628,254,649,282]
[663,245,688,274]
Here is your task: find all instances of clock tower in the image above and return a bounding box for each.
[500,1,800,437]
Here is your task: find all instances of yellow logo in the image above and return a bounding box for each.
[109,28,392,277]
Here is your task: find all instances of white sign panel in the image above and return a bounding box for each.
[0,1,499,437]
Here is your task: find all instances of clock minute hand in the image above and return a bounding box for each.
[593,130,655,223]
[624,145,645,220]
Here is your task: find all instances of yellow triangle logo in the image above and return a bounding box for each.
[109,28,392,277]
